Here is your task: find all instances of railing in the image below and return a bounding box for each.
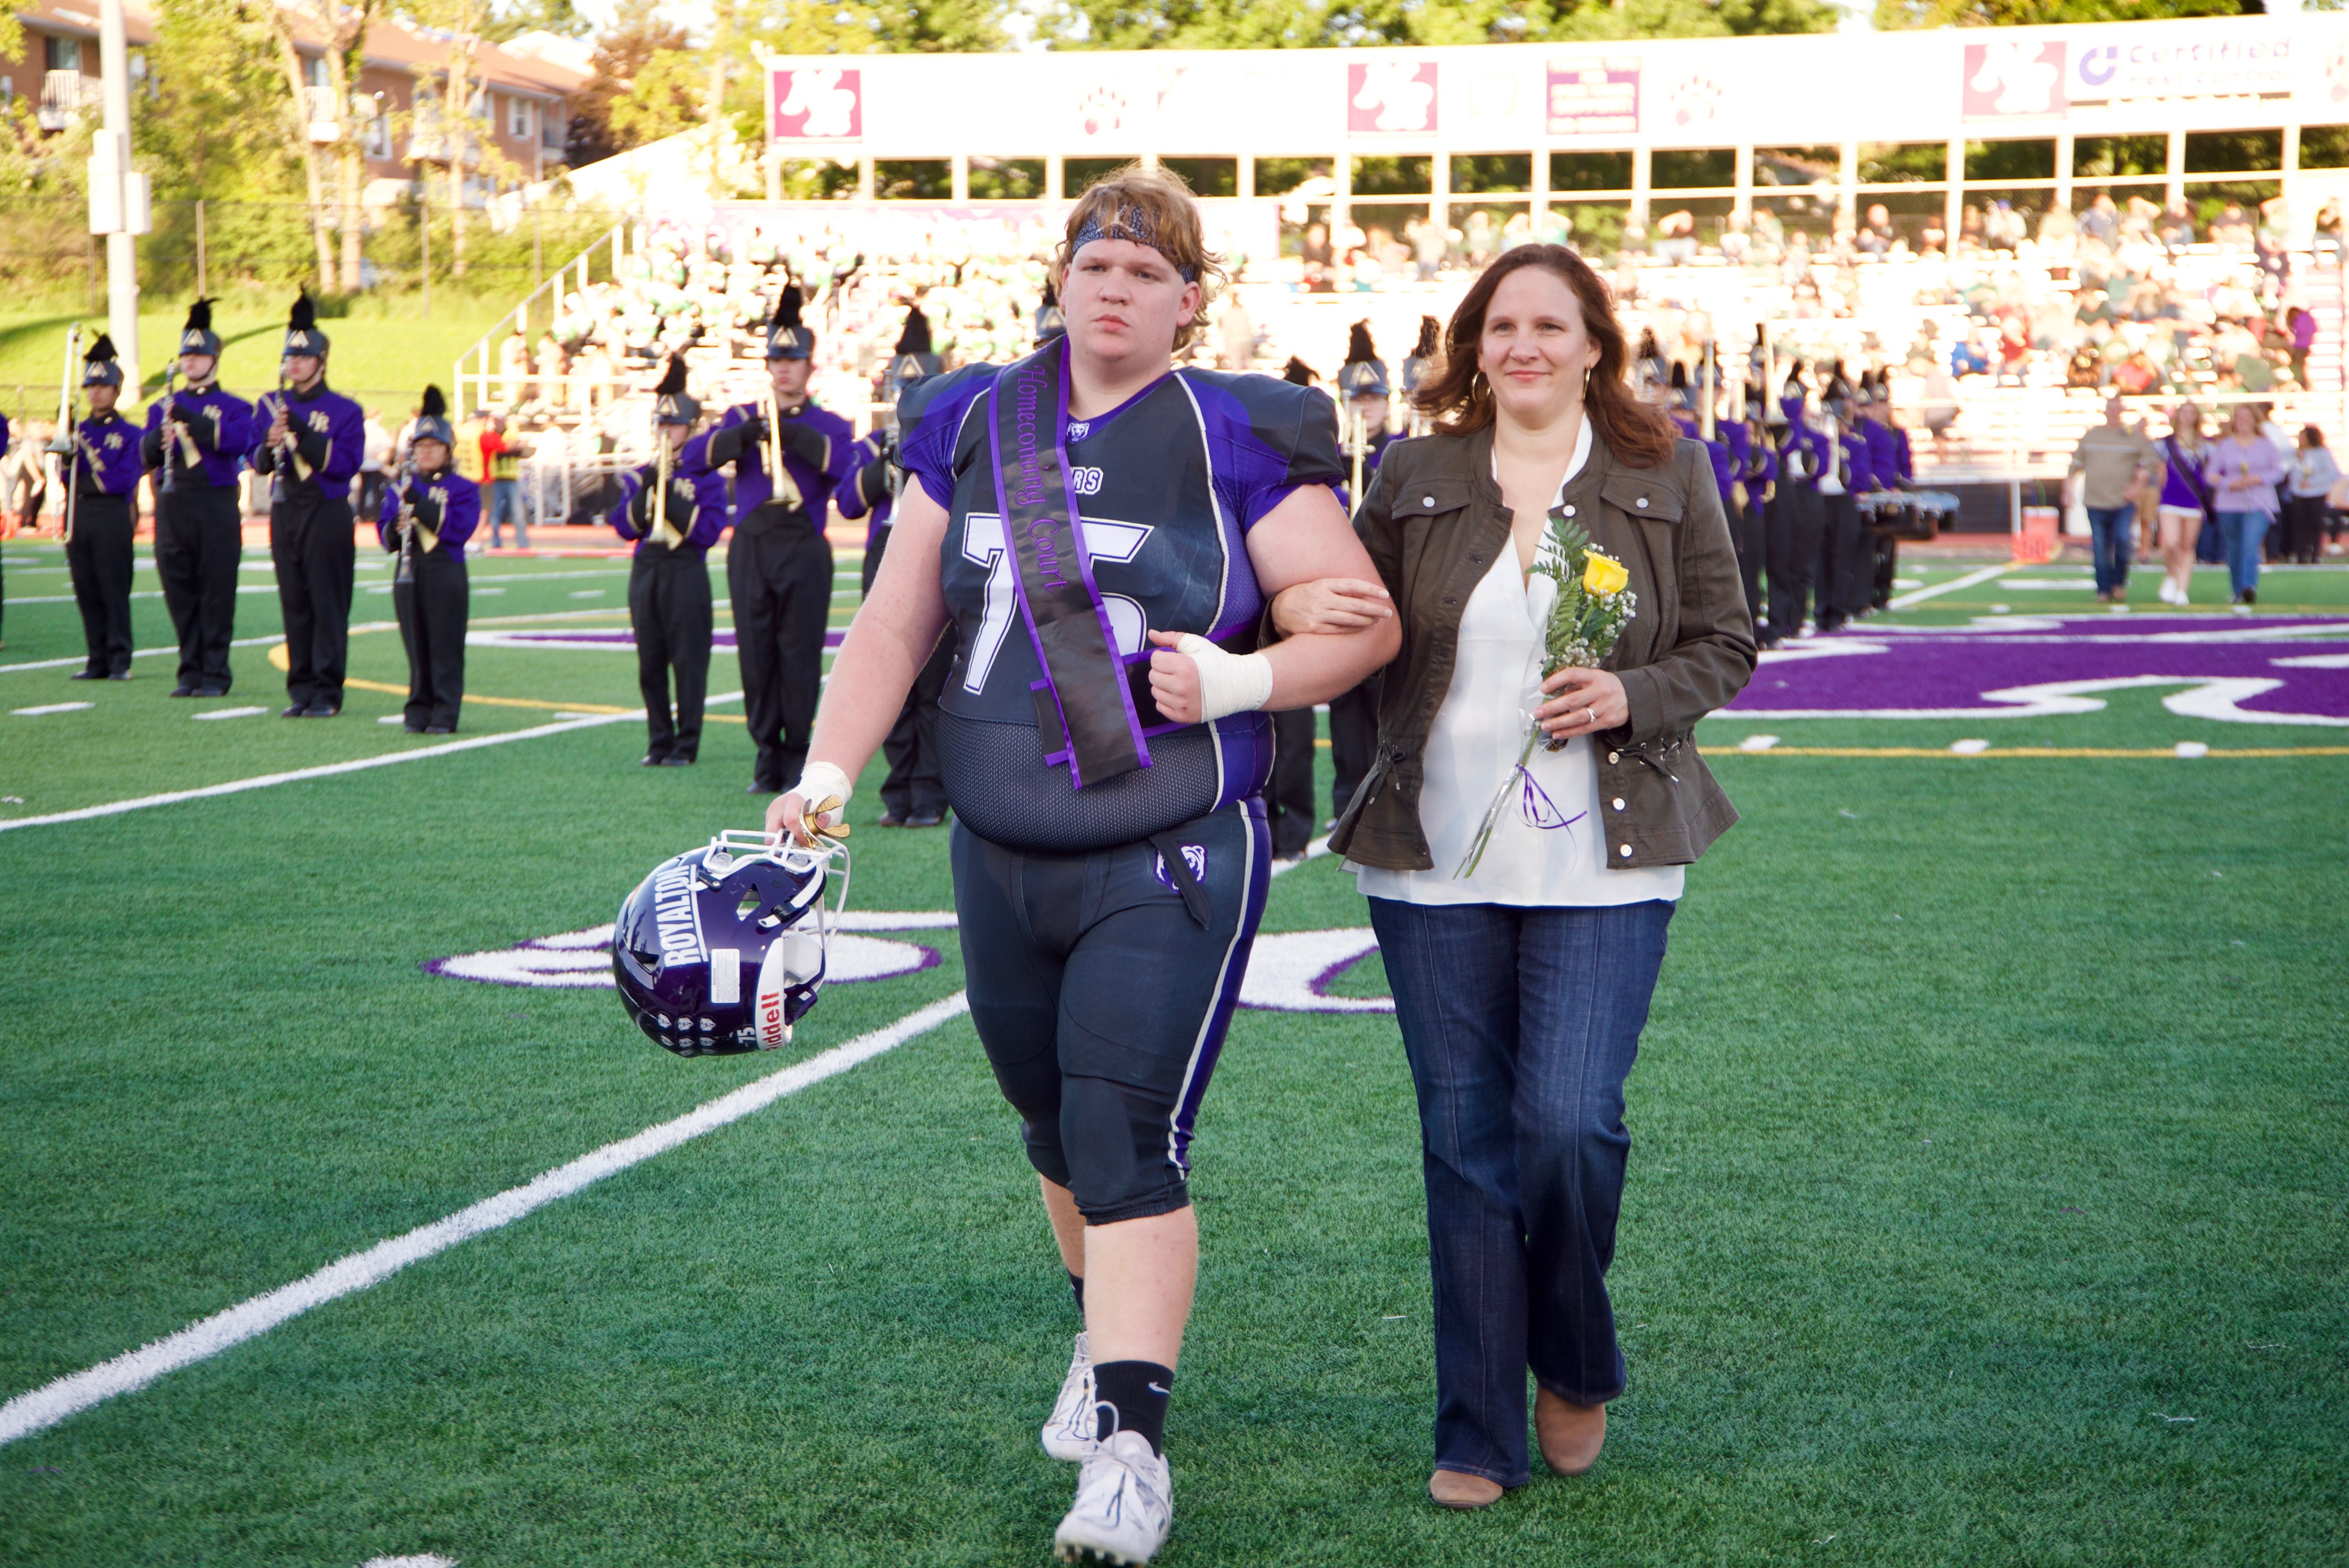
[453,219,629,419]
[36,70,88,131]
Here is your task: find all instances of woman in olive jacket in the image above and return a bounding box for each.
[1273,243,1756,1507]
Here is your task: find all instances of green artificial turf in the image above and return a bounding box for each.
[0,549,2342,1566]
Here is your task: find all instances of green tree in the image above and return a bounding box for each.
[1048,0,1829,50]
[1874,0,2244,26]
[481,0,592,43]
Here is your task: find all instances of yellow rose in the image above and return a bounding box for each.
[1583,553,1630,596]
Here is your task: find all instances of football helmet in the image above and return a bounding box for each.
[613,830,848,1056]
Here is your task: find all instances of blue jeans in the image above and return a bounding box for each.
[2215,510,2267,597]
[488,478,528,549]
[2087,505,2135,596]
[1367,896,1675,1488]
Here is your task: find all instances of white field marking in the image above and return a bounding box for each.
[1,608,651,676]
[2176,740,2211,757]
[359,1556,456,1568]
[568,589,605,598]
[1739,733,1782,752]
[378,715,407,725]
[1884,562,2018,611]
[0,992,971,1449]
[0,713,639,834]
[193,706,270,721]
[1950,738,1992,754]
[11,702,94,716]
[1267,835,1333,879]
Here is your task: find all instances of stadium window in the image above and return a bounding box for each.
[1351,156,1432,196]
[968,157,1048,200]
[1854,188,1948,249]
[1251,158,1327,197]
[1651,195,1736,243]
[1160,157,1236,197]
[1853,143,1944,184]
[2073,135,2167,180]
[1451,153,1530,194]
[2185,179,2281,227]
[2301,126,2349,169]
[2184,129,2283,175]
[1553,201,1627,251]
[1964,139,2054,183]
[1650,148,1734,190]
[876,159,952,200]
[1549,151,1632,193]
[45,36,82,71]
[1065,157,1130,195]
[778,157,860,200]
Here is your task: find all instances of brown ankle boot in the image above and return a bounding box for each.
[1429,1469,1504,1509]
[1534,1387,1606,1475]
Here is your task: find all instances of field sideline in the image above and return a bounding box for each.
[1,547,2343,1565]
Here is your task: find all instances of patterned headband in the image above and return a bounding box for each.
[1071,205,1196,281]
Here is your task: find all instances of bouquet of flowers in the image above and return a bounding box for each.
[1454,513,1638,878]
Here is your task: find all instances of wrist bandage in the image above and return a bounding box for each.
[792,761,853,829]
[1173,634,1275,722]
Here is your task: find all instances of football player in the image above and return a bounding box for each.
[771,166,1398,1565]
[143,299,254,697]
[55,333,145,680]
[376,387,477,734]
[253,293,367,717]
[689,285,854,795]
[610,355,724,766]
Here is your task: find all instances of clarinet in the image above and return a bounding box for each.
[392,447,419,585]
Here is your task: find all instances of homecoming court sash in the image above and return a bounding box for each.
[987,341,1153,791]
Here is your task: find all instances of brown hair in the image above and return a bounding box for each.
[1053,163,1226,351]
[1410,243,1677,468]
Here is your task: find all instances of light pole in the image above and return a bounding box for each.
[87,0,148,390]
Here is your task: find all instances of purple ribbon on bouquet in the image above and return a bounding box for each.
[1516,766,1586,833]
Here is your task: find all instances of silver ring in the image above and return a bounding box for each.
[1585,707,1596,727]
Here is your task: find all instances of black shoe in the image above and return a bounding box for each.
[877,811,908,827]
[905,809,945,829]
[194,686,230,698]
[641,754,668,767]
[282,702,311,717]
[746,780,781,795]
[170,685,198,698]
[657,755,692,766]
[305,702,340,718]
[424,723,451,734]
[2243,588,2256,605]
[107,670,131,681]
[406,723,427,734]
[70,668,103,681]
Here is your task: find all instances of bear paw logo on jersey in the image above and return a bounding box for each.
[1153,843,1207,894]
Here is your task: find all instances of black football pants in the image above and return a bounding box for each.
[393,545,467,730]
[862,525,952,819]
[1815,491,1868,627]
[272,495,356,710]
[1872,535,1900,611]
[728,512,831,791]
[1735,495,1768,633]
[630,547,713,763]
[154,483,242,691]
[1327,676,1382,822]
[66,495,135,676]
[1268,706,1318,857]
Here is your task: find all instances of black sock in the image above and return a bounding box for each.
[1068,1270,1085,1317]
[1092,1360,1174,1455]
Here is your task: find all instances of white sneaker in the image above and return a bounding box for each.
[1054,1429,1173,1564]
[1041,1331,1098,1461]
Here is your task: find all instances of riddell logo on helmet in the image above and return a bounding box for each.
[756,984,788,1048]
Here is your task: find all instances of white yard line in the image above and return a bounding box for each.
[0,993,973,1449]
[1885,563,2018,611]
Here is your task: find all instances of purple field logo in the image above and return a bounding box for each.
[1727,615,2349,726]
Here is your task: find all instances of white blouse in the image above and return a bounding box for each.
[1354,419,1685,909]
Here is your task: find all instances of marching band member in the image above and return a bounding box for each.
[1329,322,1398,827]
[143,299,254,697]
[838,308,951,825]
[609,356,723,767]
[1731,406,1777,643]
[376,387,478,734]
[1858,369,1914,611]
[1816,364,1876,632]
[252,293,366,717]
[55,333,144,679]
[1767,364,1829,638]
[690,284,853,794]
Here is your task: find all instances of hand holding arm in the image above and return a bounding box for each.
[1267,577,1394,636]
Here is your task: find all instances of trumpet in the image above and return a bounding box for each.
[761,389,804,511]
[649,426,681,550]
[273,371,313,485]
[53,322,80,543]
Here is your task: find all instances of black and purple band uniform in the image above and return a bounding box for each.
[252,382,367,712]
[64,410,146,677]
[896,356,1344,1222]
[375,468,479,731]
[689,399,854,791]
[143,385,254,693]
[610,434,725,764]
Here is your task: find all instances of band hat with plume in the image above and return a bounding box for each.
[1667,360,1693,412]
[1033,278,1066,346]
[765,284,814,361]
[888,306,943,393]
[653,353,700,426]
[1335,320,1389,401]
[283,291,329,358]
[1281,355,1318,387]
[1401,314,1440,394]
[82,331,125,388]
[412,384,454,450]
[178,298,221,360]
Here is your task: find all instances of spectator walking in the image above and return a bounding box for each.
[359,407,392,522]
[480,414,529,550]
[2205,403,2285,606]
[2067,395,2161,604]
[2156,403,2214,606]
[2282,426,2339,565]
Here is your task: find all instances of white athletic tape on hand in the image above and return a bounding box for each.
[1173,634,1274,723]
[793,761,853,831]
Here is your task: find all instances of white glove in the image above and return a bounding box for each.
[790,760,853,838]
[1173,634,1275,723]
